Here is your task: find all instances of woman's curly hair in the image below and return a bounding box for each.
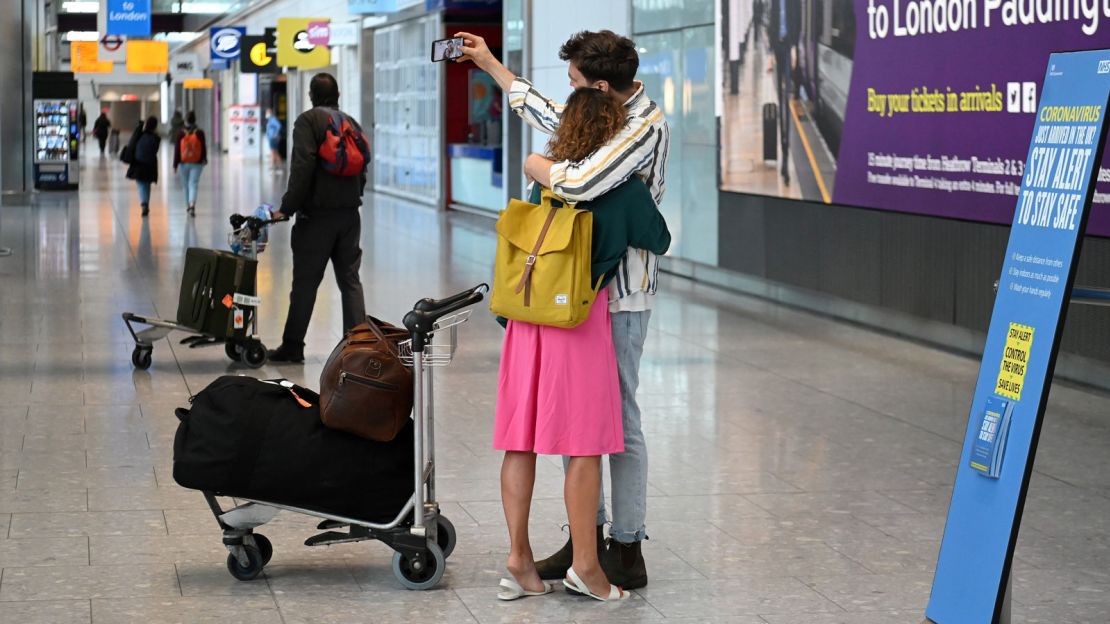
[546,87,626,164]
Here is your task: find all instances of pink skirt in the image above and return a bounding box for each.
[493,296,623,456]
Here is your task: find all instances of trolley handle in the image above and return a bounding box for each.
[402,284,488,337]
[413,283,488,313]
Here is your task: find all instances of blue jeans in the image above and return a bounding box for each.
[565,309,651,543]
[136,180,151,205]
[179,163,204,207]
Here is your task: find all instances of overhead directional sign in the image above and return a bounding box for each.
[102,0,151,37]
[210,26,246,62]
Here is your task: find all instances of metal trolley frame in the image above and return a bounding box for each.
[200,284,488,590]
[122,214,285,370]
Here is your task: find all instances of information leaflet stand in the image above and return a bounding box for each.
[926,49,1110,623]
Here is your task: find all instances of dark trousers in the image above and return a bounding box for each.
[97,135,107,155]
[281,209,367,348]
[773,42,792,178]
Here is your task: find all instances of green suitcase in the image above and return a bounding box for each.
[176,248,258,339]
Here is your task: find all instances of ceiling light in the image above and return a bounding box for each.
[65,31,101,42]
[177,1,234,13]
[61,1,100,12]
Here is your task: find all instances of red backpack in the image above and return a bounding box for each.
[318,111,370,177]
[180,130,203,163]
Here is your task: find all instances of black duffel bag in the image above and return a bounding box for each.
[173,376,414,523]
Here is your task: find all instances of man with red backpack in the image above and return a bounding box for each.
[173,111,207,217]
[269,73,371,363]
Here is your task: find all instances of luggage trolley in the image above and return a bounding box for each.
[199,284,488,590]
[122,210,287,370]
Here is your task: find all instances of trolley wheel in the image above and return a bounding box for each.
[131,346,152,370]
[391,542,445,590]
[224,341,242,362]
[242,342,267,369]
[436,515,457,560]
[226,544,265,581]
[252,534,273,566]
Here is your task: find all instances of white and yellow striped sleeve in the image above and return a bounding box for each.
[548,111,663,203]
[507,78,563,135]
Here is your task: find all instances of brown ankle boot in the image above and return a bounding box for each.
[534,524,605,581]
[601,539,648,589]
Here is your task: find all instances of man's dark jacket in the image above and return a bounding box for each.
[280,106,367,216]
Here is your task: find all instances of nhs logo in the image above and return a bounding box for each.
[1098,60,1110,74]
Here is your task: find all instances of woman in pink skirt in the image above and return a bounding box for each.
[493,88,671,602]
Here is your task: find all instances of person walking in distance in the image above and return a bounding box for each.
[92,111,111,156]
[769,0,800,185]
[169,110,185,146]
[173,111,208,217]
[457,29,669,591]
[269,73,371,363]
[126,116,161,217]
[266,108,285,171]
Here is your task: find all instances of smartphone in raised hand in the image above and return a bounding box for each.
[431,37,464,62]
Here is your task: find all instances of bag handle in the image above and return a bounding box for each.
[363,316,402,358]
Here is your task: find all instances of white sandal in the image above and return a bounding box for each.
[563,567,629,601]
[497,577,554,601]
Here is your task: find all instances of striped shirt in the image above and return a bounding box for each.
[508,78,670,311]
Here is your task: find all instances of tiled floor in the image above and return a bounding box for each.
[0,146,1108,623]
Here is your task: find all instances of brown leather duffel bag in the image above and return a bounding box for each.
[319,316,413,442]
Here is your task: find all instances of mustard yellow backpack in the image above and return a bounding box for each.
[490,189,598,328]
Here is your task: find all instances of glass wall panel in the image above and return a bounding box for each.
[373,14,442,204]
[634,20,718,266]
[633,0,714,34]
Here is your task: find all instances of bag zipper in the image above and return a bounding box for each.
[338,371,398,391]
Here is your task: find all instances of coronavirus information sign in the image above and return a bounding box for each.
[927,49,1110,623]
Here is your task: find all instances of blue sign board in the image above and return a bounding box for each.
[210,26,246,62]
[105,0,151,37]
[926,49,1110,623]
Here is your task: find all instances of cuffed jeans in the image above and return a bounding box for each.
[180,163,204,206]
[136,180,151,205]
[564,309,651,543]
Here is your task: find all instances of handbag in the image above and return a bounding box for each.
[490,188,598,328]
[319,316,414,442]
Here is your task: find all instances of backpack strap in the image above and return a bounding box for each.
[514,204,560,307]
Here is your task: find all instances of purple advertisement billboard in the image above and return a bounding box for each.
[719,0,1110,236]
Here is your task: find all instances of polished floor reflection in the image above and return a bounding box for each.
[0,147,1108,623]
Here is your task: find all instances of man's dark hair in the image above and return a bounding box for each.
[309,73,340,107]
[143,116,158,134]
[186,111,196,125]
[559,30,638,92]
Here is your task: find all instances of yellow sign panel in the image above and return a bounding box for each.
[276,18,331,69]
[126,41,169,74]
[996,322,1034,401]
[183,79,214,89]
[71,42,112,74]
[249,41,273,67]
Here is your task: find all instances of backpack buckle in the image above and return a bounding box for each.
[525,255,536,266]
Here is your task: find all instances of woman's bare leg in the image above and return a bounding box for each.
[566,455,618,597]
[501,450,545,591]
